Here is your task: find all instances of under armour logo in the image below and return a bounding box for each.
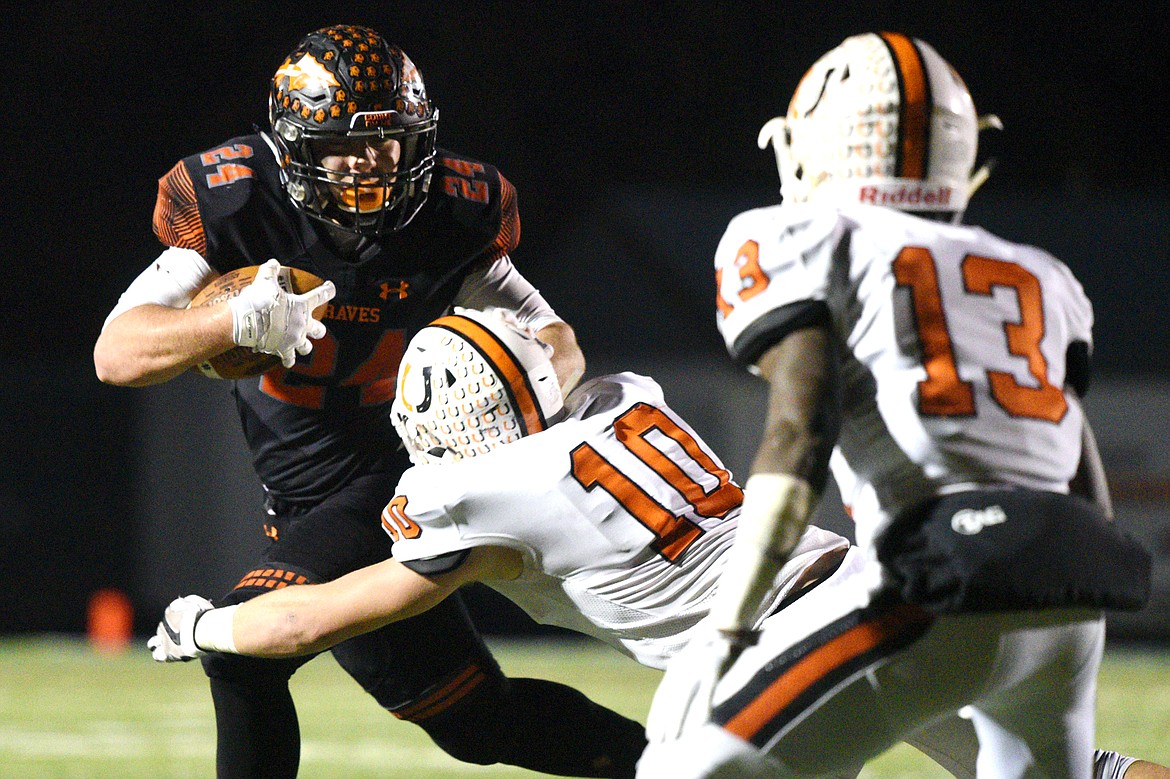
[951,505,1007,535]
[379,280,410,300]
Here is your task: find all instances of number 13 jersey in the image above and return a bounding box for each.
[714,203,1093,548]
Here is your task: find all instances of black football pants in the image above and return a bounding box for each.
[200,471,646,778]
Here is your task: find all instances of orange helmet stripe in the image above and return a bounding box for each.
[432,314,547,435]
[879,32,931,180]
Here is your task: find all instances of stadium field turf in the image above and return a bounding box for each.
[1,635,1167,777]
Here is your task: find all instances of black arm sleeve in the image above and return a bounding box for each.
[730,299,832,368]
[400,549,472,575]
[1066,340,1092,397]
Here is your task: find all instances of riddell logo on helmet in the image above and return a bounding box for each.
[858,184,953,208]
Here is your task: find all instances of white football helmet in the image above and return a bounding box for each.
[391,307,564,465]
[758,32,1000,219]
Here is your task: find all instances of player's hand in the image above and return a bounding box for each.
[229,259,337,367]
[147,595,215,662]
[644,628,748,743]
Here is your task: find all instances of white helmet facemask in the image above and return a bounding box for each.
[757,32,1000,221]
[391,307,564,466]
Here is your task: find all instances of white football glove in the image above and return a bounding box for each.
[229,259,337,368]
[147,594,215,662]
[644,628,748,744]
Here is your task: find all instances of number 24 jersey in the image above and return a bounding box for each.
[714,203,1093,545]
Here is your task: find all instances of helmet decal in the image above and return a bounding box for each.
[274,54,341,104]
[391,308,563,465]
[431,314,549,437]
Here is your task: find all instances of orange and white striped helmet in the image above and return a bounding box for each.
[391,307,564,465]
[758,32,999,219]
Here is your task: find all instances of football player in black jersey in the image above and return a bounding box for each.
[95,24,644,779]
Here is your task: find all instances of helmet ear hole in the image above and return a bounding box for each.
[274,117,301,143]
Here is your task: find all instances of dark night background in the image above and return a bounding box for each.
[3,3,1168,635]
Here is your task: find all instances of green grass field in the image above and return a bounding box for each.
[1,635,1167,778]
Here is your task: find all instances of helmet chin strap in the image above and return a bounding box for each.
[757,117,786,151]
[967,114,1004,199]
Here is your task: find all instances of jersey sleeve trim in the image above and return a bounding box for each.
[400,549,471,575]
[1066,340,1092,397]
[152,161,208,257]
[730,299,831,367]
[487,170,520,262]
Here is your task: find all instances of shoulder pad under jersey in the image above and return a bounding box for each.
[427,151,520,262]
[152,133,299,269]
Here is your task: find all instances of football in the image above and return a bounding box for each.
[187,265,330,380]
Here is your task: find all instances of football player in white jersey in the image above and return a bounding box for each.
[640,31,1152,779]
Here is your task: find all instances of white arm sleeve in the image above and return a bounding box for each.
[102,247,218,331]
[452,256,563,332]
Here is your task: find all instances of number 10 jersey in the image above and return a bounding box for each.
[383,372,850,669]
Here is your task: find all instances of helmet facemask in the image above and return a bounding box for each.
[268,25,438,236]
[758,32,997,222]
[391,308,565,466]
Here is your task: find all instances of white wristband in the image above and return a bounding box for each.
[193,605,240,654]
[737,473,812,556]
[709,473,814,632]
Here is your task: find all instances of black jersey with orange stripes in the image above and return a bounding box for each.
[151,133,521,505]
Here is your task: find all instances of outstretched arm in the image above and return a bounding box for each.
[230,555,470,657]
[150,545,522,661]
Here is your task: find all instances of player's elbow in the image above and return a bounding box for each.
[260,609,335,658]
[93,340,136,386]
[93,334,180,387]
[93,348,154,387]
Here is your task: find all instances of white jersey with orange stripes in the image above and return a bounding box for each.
[383,372,850,669]
[714,202,1093,549]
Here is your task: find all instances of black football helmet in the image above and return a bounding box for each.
[268,25,438,235]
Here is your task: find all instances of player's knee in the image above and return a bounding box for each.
[199,563,321,685]
[637,725,783,779]
[404,672,514,765]
[418,709,510,765]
